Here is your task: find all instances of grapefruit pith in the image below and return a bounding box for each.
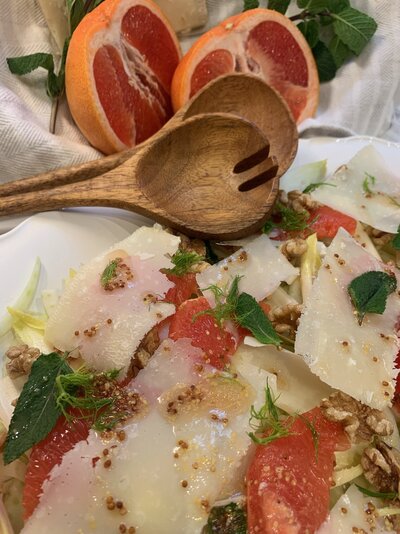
[171,8,319,123]
[66,0,181,154]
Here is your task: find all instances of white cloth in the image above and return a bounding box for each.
[0,0,400,184]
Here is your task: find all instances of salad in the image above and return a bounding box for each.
[0,142,399,534]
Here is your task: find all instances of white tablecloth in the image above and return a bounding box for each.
[0,0,399,183]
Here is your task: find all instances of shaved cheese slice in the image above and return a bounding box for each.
[312,146,400,233]
[45,226,180,376]
[22,339,254,533]
[232,344,333,414]
[295,228,400,409]
[196,234,298,304]
[318,484,396,533]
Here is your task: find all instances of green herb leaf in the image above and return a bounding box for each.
[298,414,319,462]
[332,7,377,56]
[101,258,121,288]
[202,502,247,534]
[248,382,293,445]
[296,0,327,13]
[348,270,397,325]
[363,172,376,195]
[55,367,117,421]
[303,182,336,194]
[298,20,320,49]
[312,40,337,82]
[326,0,350,13]
[4,353,73,464]
[243,0,259,10]
[47,38,69,98]
[235,293,281,347]
[267,0,291,15]
[355,484,398,500]
[167,249,205,277]
[263,202,313,234]
[197,276,241,326]
[6,53,55,76]
[328,35,352,68]
[7,39,69,99]
[205,241,219,265]
[392,225,400,250]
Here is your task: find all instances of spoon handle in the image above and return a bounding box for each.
[0,150,133,198]
[0,163,154,217]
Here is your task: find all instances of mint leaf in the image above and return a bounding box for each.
[4,353,73,464]
[7,53,55,75]
[203,502,247,534]
[235,292,281,347]
[328,35,352,68]
[392,226,400,250]
[6,42,68,99]
[243,0,259,10]
[296,0,326,12]
[332,7,377,55]
[298,20,320,49]
[326,0,349,13]
[348,271,397,325]
[267,0,290,15]
[312,40,337,82]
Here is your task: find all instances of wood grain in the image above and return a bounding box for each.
[0,113,279,239]
[0,74,298,238]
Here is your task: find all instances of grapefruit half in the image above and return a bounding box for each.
[66,0,181,154]
[171,8,319,123]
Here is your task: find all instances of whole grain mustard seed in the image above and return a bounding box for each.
[181,480,188,488]
[104,459,112,468]
[117,430,126,442]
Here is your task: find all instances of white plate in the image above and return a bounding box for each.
[0,135,398,356]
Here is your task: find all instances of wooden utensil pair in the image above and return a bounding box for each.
[0,74,298,239]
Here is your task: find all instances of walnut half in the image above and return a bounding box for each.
[320,391,393,444]
[361,441,400,495]
[268,304,303,339]
[5,344,40,379]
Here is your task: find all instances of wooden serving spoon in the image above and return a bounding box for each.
[0,113,280,239]
[0,73,297,198]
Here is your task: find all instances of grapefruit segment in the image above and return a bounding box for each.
[172,8,319,123]
[66,0,181,154]
[247,407,349,533]
[22,412,89,520]
[169,296,237,369]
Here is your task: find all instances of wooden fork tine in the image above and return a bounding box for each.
[233,156,279,191]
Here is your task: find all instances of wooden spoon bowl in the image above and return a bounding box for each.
[135,113,278,237]
[181,73,298,177]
